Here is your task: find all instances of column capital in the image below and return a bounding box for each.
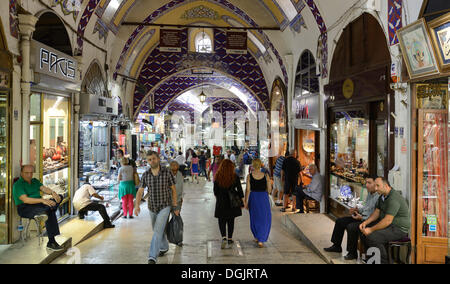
[18,14,38,39]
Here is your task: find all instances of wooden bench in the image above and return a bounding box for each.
[303,199,320,213]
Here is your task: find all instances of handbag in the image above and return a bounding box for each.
[134,172,140,187]
[228,187,243,208]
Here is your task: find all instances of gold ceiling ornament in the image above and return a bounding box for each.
[181,5,220,20]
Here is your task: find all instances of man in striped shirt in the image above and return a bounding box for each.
[272,152,287,206]
[135,151,179,264]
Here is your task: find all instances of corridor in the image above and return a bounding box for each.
[51,179,325,264]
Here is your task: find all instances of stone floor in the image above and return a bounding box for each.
[51,178,326,264]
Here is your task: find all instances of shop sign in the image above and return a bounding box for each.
[417,84,448,109]
[293,95,319,130]
[32,40,77,82]
[159,29,182,53]
[0,71,10,88]
[342,79,354,99]
[226,32,248,55]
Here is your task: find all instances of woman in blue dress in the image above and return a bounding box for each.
[244,158,272,248]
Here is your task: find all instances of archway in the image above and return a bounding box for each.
[33,11,73,56]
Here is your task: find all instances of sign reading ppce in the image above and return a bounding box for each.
[32,40,77,82]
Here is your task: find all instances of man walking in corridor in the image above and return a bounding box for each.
[135,151,179,264]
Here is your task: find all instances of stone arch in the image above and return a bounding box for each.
[33,10,73,56]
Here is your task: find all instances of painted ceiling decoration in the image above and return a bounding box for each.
[52,0,84,21]
[9,0,18,39]
[133,28,268,118]
[76,0,101,55]
[388,0,403,46]
[305,0,328,78]
[181,4,220,20]
[138,72,262,118]
[112,0,289,85]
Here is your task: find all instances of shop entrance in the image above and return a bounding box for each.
[324,13,393,218]
[0,17,12,244]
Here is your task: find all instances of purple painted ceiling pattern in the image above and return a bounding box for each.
[134,28,267,117]
[76,0,101,54]
[138,75,260,116]
[305,0,328,78]
[113,0,288,85]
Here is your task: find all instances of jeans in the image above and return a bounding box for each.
[148,206,171,262]
[17,194,63,240]
[360,220,407,264]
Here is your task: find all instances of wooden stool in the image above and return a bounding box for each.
[303,199,320,213]
[387,237,411,264]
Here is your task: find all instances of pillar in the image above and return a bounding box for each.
[18,14,38,165]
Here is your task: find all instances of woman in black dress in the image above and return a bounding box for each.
[213,159,245,249]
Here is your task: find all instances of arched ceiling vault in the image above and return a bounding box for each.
[74,0,333,121]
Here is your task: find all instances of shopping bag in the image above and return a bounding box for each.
[268,194,275,208]
[166,214,184,245]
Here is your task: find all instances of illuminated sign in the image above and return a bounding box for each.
[32,40,77,82]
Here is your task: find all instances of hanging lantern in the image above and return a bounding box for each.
[199,90,207,104]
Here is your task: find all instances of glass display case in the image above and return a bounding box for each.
[417,109,449,263]
[79,121,110,181]
[30,93,71,221]
[329,110,369,217]
[0,91,9,244]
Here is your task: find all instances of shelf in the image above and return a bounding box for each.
[43,164,69,176]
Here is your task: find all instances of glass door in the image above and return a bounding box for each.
[417,109,449,264]
[0,91,9,244]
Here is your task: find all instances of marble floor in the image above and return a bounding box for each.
[51,178,325,264]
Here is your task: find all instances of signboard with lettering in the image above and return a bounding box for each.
[226,32,248,55]
[31,40,77,82]
[160,29,182,53]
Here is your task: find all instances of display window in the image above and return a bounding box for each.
[295,129,318,186]
[0,90,10,244]
[80,121,109,177]
[328,109,371,217]
[413,81,450,264]
[30,93,71,221]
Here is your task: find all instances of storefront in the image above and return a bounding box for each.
[396,11,450,264]
[0,20,12,244]
[29,39,79,222]
[269,78,288,174]
[293,50,320,186]
[324,13,394,218]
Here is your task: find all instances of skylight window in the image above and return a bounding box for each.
[275,0,298,22]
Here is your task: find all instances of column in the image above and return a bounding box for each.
[284,54,294,152]
[18,14,38,165]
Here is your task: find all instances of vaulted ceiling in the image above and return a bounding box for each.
[72,0,334,120]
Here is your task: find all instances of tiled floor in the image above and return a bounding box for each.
[51,178,325,264]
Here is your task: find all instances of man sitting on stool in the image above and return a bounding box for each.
[73,178,115,229]
[13,165,65,251]
[359,177,410,264]
[323,175,379,260]
[295,164,323,213]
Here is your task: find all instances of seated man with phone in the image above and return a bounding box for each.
[323,175,380,260]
